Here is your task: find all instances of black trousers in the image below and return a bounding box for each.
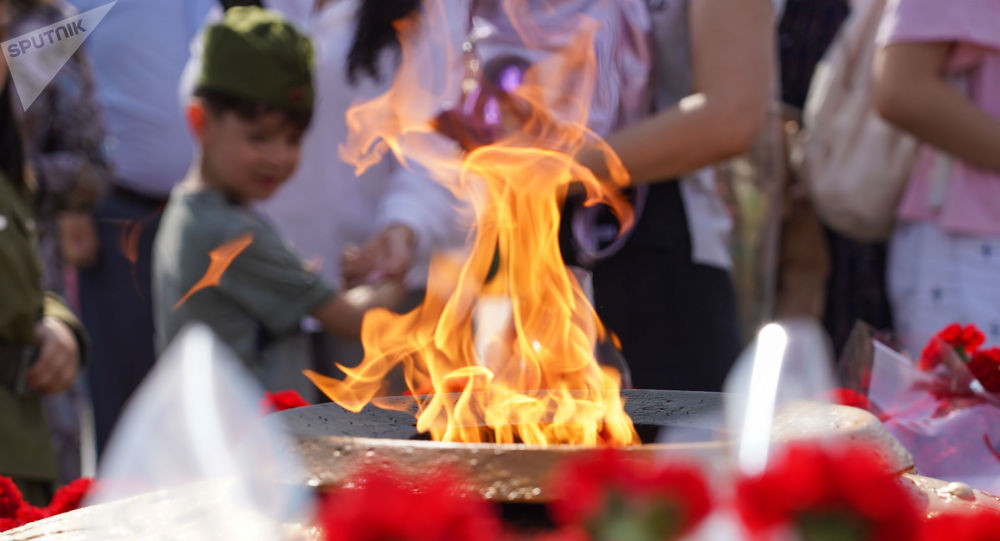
[79,187,163,456]
[562,182,742,392]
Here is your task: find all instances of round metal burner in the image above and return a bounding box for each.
[271,390,914,502]
[272,390,727,502]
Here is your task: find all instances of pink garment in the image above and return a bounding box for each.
[880,0,1000,235]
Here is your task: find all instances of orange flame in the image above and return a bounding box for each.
[307,1,638,446]
[173,233,253,309]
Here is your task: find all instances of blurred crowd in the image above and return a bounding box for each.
[0,0,998,505]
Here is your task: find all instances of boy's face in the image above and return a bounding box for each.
[197,105,304,204]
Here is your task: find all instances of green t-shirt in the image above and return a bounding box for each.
[153,187,335,386]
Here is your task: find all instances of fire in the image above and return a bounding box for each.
[306,0,639,446]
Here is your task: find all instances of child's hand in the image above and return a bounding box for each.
[316,279,408,338]
[371,279,407,309]
[341,225,416,289]
[340,243,369,289]
[341,279,406,311]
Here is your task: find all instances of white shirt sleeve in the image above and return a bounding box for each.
[376,156,471,287]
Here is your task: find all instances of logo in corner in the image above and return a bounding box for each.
[2,1,116,110]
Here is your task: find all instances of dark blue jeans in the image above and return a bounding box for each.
[79,187,164,456]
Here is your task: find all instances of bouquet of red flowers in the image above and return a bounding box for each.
[735,443,922,541]
[836,323,1000,495]
[918,324,1000,392]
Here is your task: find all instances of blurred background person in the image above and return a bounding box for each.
[341,0,777,392]
[154,6,405,399]
[8,0,111,484]
[775,0,882,363]
[67,0,214,456]
[874,0,1000,356]
[565,0,777,391]
[0,0,88,504]
[252,0,465,387]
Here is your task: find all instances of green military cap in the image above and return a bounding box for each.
[199,6,314,112]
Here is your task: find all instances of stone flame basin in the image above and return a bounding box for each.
[14,391,999,541]
[271,390,912,503]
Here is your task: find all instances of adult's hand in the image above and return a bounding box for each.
[27,317,80,395]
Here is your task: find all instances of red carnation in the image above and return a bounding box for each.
[960,325,987,353]
[920,511,1000,541]
[319,469,501,541]
[14,505,46,525]
[0,476,94,532]
[920,324,987,370]
[828,388,873,411]
[948,324,982,358]
[735,443,922,541]
[45,478,94,515]
[939,324,963,344]
[919,338,945,371]
[548,449,711,541]
[0,476,23,520]
[260,390,310,414]
[969,347,1000,393]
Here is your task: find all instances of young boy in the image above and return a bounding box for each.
[153,6,400,393]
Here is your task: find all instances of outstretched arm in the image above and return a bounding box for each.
[310,281,405,338]
[581,0,775,185]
